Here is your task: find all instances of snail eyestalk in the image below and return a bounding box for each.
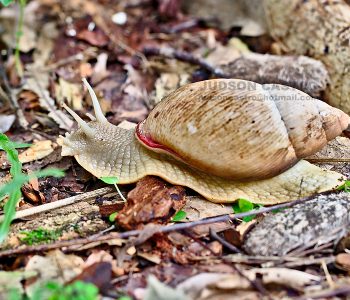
[61,102,95,138]
[82,78,109,124]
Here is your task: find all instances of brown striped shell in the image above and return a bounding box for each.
[136,79,350,180]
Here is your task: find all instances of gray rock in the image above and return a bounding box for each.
[243,192,350,256]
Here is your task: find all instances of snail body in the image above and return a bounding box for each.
[60,79,348,204]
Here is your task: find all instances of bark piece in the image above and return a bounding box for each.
[221,53,328,97]
[264,0,350,113]
[243,192,350,256]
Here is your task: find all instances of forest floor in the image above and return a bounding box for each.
[0,0,350,299]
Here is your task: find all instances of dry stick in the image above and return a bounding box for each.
[295,285,350,300]
[209,227,242,253]
[0,187,114,223]
[143,46,230,78]
[0,190,339,258]
[306,158,350,163]
[24,47,98,74]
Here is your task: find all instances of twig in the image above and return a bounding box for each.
[0,187,114,223]
[143,46,230,78]
[0,190,337,257]
[225,254,335,268]
[306,158,350,163]
[209,227,242,253]
[24,47,97,74]
[321,259,335,289]
[295,285,350,300]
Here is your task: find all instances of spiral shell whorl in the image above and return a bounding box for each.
[139,79,349,180]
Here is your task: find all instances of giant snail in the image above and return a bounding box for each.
[59,78,349,204]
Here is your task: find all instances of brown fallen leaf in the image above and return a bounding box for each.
[178,269,320,299]
[69,262,112,291]
[335,253,350,272]
[183,196,233,221]
[116,176,186,230]
[25,250,84,298]
[55,78,83,110]
[72,16,109,47]
[18,140,54,163]
[0,114,15,133]
[21,173,45,204]
[99,203,125,218]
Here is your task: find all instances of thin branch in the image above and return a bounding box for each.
[295,285,350,300]
[143,46,230,78]
[209,227,242,253]
[0,187,114,223]
[306,158,350,163]
[0,190,338,257]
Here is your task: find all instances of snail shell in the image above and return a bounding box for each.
[136,79,350,180]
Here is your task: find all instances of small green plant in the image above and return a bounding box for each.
[232,198,263,222]
[45,281,99,300]
[171,210,187,222]
[1,0,26,75]
[0,142,31,150]
[109,211,118,222]
[0,0,14,6]
[100,176,127,202]
[0,133,64,243]
[337,180,350,192]
[19,227,62,245]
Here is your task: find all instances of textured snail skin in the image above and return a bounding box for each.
[60,79,347,205]
[60,121,344,205]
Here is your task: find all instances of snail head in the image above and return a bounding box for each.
[59,78,116,157]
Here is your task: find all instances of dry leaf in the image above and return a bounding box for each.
[18,140,54,163]
[116,176,186,230]
[56,78,83,110]
[183,196,232,221]
[0,114,15,133]
[178,269,320,299]
[24,76,74,130]
[206,38,250,66]
[25,250,84,297]
[335,253,350,272]
[138,252,162,265]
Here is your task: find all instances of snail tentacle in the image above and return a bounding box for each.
[61,102,95,138]
[82,78,109,124]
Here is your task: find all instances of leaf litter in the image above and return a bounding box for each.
[0,0,350,299]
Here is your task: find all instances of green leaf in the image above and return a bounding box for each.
[46,280,99,300]
[0,133,64,244]
[19,227,62,245]
[0,142,31,150]
[232,198,264,222]
[0,189,21,242]
[337,180,350,192]
[0,133,22,177]
[33,168,65,179]
[100,177,119,185]
[238,198,254,211]
[109,212,118,222]
[172,210,187,222]
[0,0,15,6]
